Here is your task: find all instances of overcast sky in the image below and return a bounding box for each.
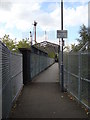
[0,0,89,45]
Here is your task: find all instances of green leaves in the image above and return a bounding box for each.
[48,52,55,58]
[2,34,16,52]
[16,38,30,50]
[1,34,30,52]
[71,24,89,52]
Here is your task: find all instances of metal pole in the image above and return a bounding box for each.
[59,38,61,84]
[34,21,37,44]
[78,52,81,101]
[61,0,64,92]
[34,23,36,44]
[30,31,32,46]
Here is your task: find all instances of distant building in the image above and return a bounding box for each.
[35,41,59,55]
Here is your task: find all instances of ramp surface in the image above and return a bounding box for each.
[9,63,88,118]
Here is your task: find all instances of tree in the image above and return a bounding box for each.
[77,24,88,45]
[63,45,70,52]
[71,44,82,52]
[1,35,31,52]
[71,24,89,51]
[16,38,30,51]
[48,52,55,58]
[1,34,16,52]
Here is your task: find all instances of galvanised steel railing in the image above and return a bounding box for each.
[0,41,23,119]
[59,49,90,110]
[0,41,55,119]
[19,47,55,84]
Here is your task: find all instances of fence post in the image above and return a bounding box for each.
[19,48,31,84]
[78,52,81,102]
[59,51,61,85]
[68,52,70,91]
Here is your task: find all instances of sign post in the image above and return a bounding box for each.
[57,0,68,92]
[57,29,67,92]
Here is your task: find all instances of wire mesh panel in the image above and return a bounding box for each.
[1,42,23,119]
[30,53,36,79]
[19,47,54,84]
[10,53,23,102]
[30,50,54,80]
[2,44,12,118]
[40,55,43,71]
[30,53,40,79]
[59,50,90,110]
[80,52,89,107]
[69,53,79,98]
[35,54,40,75]
[0,42,2,119]
[81,52,88,79]
[63,52,68,89]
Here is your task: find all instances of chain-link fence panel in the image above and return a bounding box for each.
[0,42,2,120]
[30,49,55,80]
[0,41,23,119]
[59,50,90,110]
[80,52,89,107]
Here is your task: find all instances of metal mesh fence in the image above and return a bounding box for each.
[59,51,90,109]
[0,41,2,120]
[1,41,54,118]
[30,49,55,80]
[0,41,23,119]
[80,52,89,107]
[19,47,55,84]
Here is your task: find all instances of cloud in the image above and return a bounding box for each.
[0,0,89,3]
[0,0,88,44]
[0,1,12,11]
[36,3,88,30]
[0,1,88,29]
[36,34,57,44]
[64,5,88,27]
[0,28,16,40]
[0,2,41,30]
[0,29,6,38]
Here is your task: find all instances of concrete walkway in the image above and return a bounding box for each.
[9,63,88,118]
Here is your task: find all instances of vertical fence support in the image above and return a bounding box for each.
[59,51,61,85]
[78,52,81,102]
[68,52,70,91]
[19,48,31,84]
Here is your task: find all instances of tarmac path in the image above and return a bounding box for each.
[9,63,88,118]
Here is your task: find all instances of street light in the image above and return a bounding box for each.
[61,0,64,92]
[57,0,67,92]
[33,21,37,44]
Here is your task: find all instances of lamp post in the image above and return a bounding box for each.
[34,21,37,44]
[61,0,64,92]
[57,0,67,92]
